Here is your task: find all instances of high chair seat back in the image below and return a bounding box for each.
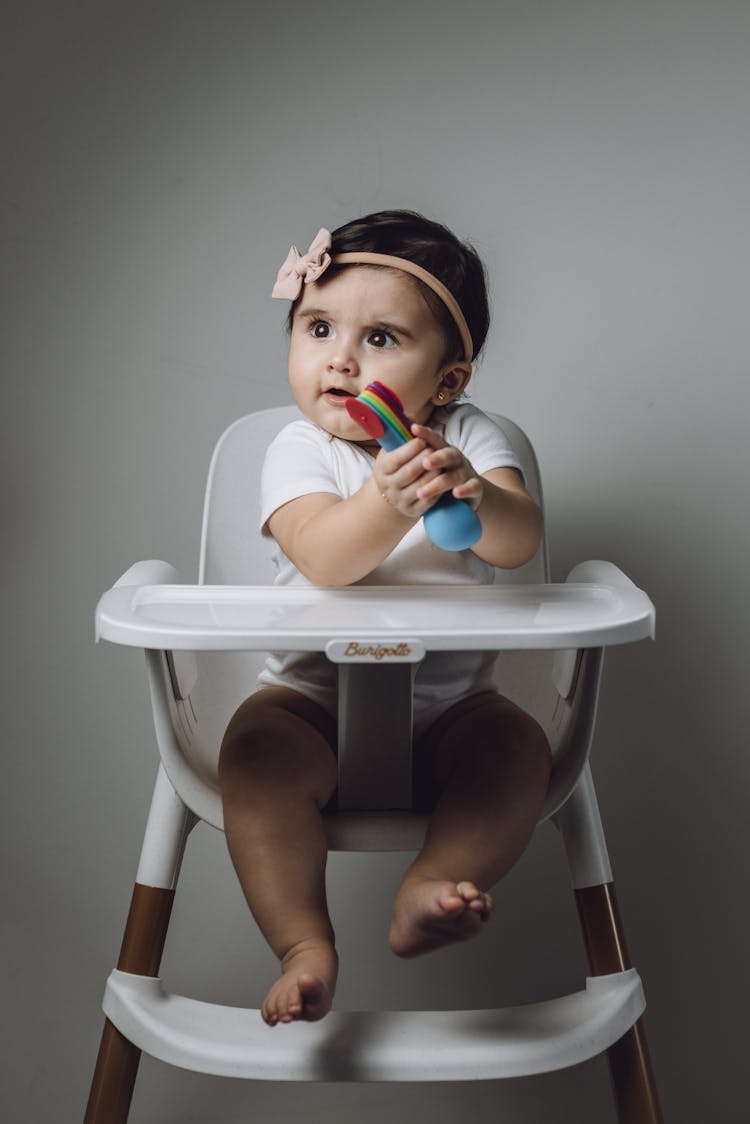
[199,405,549,584]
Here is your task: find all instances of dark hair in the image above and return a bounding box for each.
[287,210,490,362]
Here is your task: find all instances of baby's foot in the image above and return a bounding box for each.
[262,938,338,1027]
[389,875,493,958]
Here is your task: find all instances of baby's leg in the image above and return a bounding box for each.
[389,691,552,958]
[219,686,338,1025]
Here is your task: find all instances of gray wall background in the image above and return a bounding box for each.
[3,1,748,1121]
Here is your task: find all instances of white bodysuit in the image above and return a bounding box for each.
[258,403,523,737]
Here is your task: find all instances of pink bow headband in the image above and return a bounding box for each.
[271,228,332,300]
[271,227,474,362]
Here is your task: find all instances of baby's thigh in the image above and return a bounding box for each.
[413,690,550,802]
[219,686,337,800]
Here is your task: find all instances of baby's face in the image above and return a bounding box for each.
[287,266,456,444]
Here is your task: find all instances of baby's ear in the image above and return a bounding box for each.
[435,361,472,403]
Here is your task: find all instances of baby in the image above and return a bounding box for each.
[219,210,552,1026]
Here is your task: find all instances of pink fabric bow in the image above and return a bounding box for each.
[271,228,333,299]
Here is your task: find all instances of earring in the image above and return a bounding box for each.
[436,391,446,402]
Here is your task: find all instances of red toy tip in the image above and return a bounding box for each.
[345,398,385,438]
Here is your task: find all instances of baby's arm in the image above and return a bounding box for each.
[267,436,442,587]
[410,424,543,569]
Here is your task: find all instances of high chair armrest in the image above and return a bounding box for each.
[96,560,181,642]
[113,559,181,589]
[98,561,200,712]
[566,559,651,606]
[548,561,655,700]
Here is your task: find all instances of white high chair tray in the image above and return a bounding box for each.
[96,577,654,651]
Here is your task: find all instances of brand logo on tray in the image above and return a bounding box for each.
[344,641,412,661]
[325,639,426,664]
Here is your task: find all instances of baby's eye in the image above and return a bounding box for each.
[368,330,397,349]
[310,320,332,339]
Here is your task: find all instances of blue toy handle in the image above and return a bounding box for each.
[423,492,482,551]
[377,431,482,551]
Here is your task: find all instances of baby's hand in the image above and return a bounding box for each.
[409,423,484,511]
[373,433,445,519]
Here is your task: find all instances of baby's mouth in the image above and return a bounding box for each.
[324,387,357,405]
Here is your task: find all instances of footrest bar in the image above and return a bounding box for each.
[104,968,645,1082]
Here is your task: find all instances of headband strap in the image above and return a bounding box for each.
[331,252,473,362]
[271,228,473,362]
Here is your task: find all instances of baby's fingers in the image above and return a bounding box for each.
[410,422,446,450]
[420,445,463,473]
[452,477,484,509]
[417,472,483,509]
[378,436,427,472]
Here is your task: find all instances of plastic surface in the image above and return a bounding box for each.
[552,763,613,888]
[96,574,655,652]
[345,382,482,551]
[103,967,644,1082]
[135,764,196,890]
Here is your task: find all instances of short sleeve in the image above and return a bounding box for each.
[260,421,342,534]
[441,404,524,481]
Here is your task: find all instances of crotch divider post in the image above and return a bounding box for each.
[327,638,424,810]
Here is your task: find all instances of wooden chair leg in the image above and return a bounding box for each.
[84,1018,143,1124]
[84,883,175,1124]
[576,882,664,1124]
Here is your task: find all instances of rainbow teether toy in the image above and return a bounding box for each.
[345,381,482,551]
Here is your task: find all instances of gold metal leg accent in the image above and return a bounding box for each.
[84,884,175,1124]
[575,883,664,1124]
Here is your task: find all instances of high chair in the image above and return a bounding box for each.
[85,405,663,1123]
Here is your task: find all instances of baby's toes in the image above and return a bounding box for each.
[456,882,493,918]
[262,995,279,1027]
[287,991,304,1018]
[456,881,482,903]
[263,980,294,1026]
[471,891,493,919]
[278,985,301,1024]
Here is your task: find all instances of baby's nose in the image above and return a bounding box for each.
[327,349,359,376]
